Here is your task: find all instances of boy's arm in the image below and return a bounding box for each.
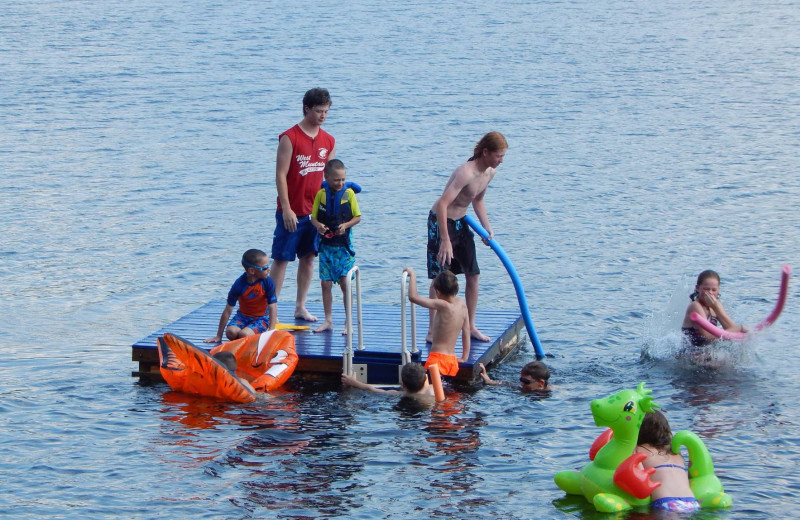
[404,267,446,311]
[342,190,362,232]
[267,302,277,331]
[310,215,326,234]
[478,363,500,385]
[206,304,234,343]
[276,135,297,231]
[472,193,493,242]
[341,373,401,394]
[239,378,256,394]
[459,308,471,362]
[338,215,361,233]
[310,191,328,234]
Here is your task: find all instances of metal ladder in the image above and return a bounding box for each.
[342,268,420,384]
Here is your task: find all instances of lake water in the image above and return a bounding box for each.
[1,0,799,518]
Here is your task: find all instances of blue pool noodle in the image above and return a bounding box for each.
[464,215,545,359]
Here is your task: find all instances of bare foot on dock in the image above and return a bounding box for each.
[471,328,491,342]
[295,307,318,322]
[313,320,333,333]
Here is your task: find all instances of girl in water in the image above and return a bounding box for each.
[635,411,700,513]
[681,270,746,349]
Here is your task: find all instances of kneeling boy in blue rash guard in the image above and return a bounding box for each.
[205,249,278,343]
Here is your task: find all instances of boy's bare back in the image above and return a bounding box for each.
[429,297,468,358]
[404,267,470,362]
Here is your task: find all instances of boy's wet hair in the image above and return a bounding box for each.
[637,410,673,449]
[213,351,238,372]
[521,361,550,383]
[242,249,267,269]
[432,270,459,297]
[401,363,427,393]
[324,158,346,177]
[303,87,331,114]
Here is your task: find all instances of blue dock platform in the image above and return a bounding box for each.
[132,299,524,383]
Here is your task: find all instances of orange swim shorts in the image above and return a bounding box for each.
[424,351,460,377]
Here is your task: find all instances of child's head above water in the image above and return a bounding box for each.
[213,351,238,372]
[400,362,428,393]
[520,361,550,390]
[638,410,672,450]
[432,270,459,298]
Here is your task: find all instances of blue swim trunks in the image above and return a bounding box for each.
[318,243,355,282]
[271,211,317,261]
[227,311,270,333]
[651,496,701,513]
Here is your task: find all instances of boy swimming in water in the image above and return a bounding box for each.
[212,351,256,393]
[341,362,435,401]
[478,361,552,392]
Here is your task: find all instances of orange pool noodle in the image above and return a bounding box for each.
[428,363,445,402]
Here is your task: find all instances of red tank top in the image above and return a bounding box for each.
[277,124,335,216]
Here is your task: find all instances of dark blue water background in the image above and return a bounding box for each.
[1,1,798,518]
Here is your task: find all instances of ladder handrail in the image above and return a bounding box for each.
[342,265,363,375]
[400,270,419,365]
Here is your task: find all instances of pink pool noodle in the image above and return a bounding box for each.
[690,265,790,340]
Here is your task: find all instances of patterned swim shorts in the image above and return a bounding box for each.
[228,311,270,333]
[318,243,356,282]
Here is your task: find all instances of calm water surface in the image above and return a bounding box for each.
[1,1,799,518]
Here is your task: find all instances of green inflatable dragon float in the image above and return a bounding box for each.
[554,382,732,512]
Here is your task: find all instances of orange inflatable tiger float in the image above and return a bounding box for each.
[210,329,298,392]
[157,330,298,403]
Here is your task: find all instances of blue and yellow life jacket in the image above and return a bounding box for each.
[315,181,362,255]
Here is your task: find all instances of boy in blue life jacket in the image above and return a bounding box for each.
[310,159,362,334]
[205,249,278,343]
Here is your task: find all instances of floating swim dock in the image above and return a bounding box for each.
[134,229,546,386]
[131,297,523,384]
